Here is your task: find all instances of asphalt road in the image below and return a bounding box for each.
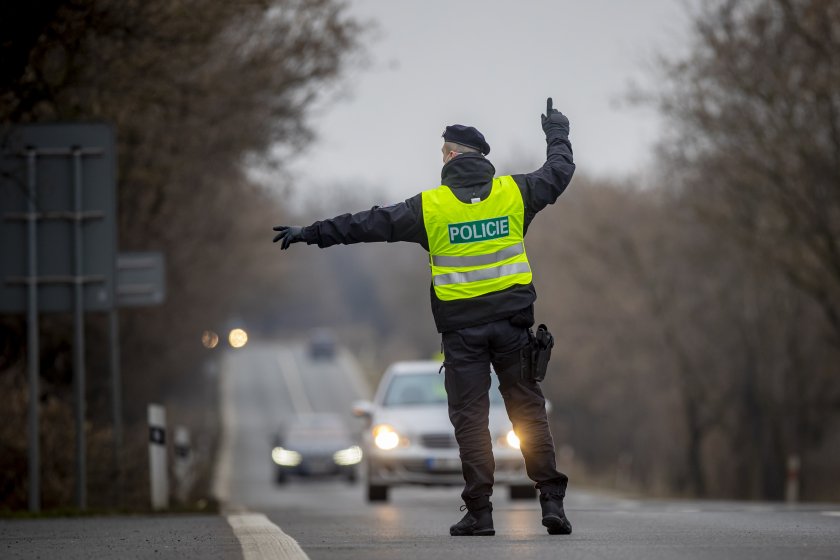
[3,340,839,559]
[221,342,840,560]
[1,515,242,560]
[217,341,370,510]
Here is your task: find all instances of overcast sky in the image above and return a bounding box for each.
[277,0,692,207]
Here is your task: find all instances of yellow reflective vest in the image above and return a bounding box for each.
[421,175,533,301]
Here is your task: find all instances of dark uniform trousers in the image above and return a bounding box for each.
[442,317,568,510]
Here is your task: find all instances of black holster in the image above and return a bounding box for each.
[520,324,554,382]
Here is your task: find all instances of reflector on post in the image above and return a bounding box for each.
[148,403,169,510]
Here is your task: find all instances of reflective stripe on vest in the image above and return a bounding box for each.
[431,242,525,268]
[421,175,533,301]
[433,261,532,287]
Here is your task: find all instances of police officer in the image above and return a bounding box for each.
[273,98,575,536]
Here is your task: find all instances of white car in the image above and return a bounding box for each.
[353,360,534,502]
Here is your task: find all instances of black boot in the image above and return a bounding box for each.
[449,504,495,536]
[540,491,572,535]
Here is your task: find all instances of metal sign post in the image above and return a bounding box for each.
[108,307,124,505]
[1,124,116,511]
[24,149,40,513]
[71,148,87,509]
[3,125,168,512]
[109,251,167,505]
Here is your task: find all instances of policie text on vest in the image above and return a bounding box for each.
[448,216,510,244]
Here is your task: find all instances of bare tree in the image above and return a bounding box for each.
[0,0,365,509]
[656,0,840,343]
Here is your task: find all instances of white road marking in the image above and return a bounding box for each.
[212,355,235,504]
[337,348,372,400]
[227,513,309,560]
[277,350,313,414]
[821,511,840,517]
[215,349,311,558]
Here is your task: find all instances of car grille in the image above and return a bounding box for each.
[421,433,457,449]
[402,459,461,474]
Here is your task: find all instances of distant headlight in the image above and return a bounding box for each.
[333,445,363,466]
[271,446,302,467]
[505,430,521,450]
[228,328,248,349]
[373,424,401,450]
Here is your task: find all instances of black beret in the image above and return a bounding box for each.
[442,124,490,156]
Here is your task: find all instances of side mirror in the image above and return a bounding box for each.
[352,400,374,429]
[271,431,283,448]
[352,400,374,419]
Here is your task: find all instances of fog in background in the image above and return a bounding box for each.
[276,0,690,209]
[2,0,839,512]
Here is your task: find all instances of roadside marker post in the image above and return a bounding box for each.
[148,404,169,510]
[173,425,195,504]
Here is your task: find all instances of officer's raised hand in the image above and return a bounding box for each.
[541,97,569,138]
[272,225,304,250]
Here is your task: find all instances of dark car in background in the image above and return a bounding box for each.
[308,328,337,360]
[271,413,361,484]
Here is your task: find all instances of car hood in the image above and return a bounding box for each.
[372,405,512,435]
[282,438,355,454]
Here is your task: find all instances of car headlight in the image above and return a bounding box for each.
[373,424,401,450]
[333,445,363,466]
[271,446,302,467]
[505,429,521,450]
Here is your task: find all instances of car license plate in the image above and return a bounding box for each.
[308,459,330,474]
[426,457,461,471]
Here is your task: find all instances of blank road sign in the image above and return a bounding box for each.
[0,123,117,313]
[117,252,165,308]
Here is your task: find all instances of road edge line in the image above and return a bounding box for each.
[212,354,233,504]
[227,513,310,560]
[278,349,313,414]
[337,348,372,401]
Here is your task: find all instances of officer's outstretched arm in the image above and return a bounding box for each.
[272,197,426,250]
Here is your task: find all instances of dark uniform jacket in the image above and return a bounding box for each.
[301,128,575,333]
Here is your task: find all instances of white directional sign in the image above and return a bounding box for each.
[117,252,165,307]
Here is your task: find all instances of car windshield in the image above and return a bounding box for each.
[383,370,503,407]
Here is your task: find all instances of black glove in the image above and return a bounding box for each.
[541,97,570,138]
[272,225,304,250]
